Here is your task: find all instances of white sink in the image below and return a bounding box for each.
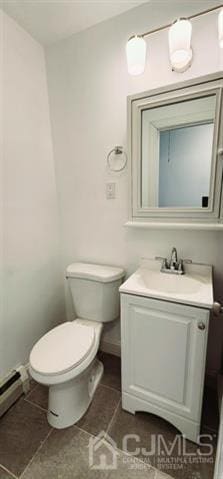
[119,259,213,309]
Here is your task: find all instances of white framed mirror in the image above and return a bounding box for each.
[128,73,223,229]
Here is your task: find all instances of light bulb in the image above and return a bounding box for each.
[126,35,147,76]
[169,18,192,73]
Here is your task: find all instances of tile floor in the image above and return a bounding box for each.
[0,352,218,479]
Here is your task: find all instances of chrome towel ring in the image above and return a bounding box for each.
[107,146,127,172]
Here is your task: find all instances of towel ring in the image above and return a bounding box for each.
[107,146,127,172]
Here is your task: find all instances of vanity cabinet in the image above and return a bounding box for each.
[121,293,210,443]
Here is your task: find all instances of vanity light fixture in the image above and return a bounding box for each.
[126,4,223,76]
[126,35,146,75]
[169,18,192,73]
[219,8,223,47]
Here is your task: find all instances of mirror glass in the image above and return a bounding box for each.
[141,95,216,209]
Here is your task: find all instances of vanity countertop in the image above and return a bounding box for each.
[119,259,213,310]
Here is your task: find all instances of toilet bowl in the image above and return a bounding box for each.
[29,263,125,429]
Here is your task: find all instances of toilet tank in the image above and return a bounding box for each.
[66,263,125,323]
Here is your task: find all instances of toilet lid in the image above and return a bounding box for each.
[30,322,95,376]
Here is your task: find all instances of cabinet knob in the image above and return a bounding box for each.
[198,322,206,330]
[212,302,223,316]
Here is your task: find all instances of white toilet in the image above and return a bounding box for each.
[29,262,125,429]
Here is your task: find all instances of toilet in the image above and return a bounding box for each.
[29,262,125,429]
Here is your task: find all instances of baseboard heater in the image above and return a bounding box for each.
[0,365,30,417]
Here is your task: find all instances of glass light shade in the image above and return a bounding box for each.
[169,19,192,73]
[218,9,223,48]
[126,36,146,76]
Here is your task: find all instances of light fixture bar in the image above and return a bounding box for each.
[138,4,223,39]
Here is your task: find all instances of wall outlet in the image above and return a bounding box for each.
[106,182,116,199]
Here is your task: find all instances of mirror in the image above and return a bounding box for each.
[158,123,213,208]
[141,96,216,209]
[129,74,223,225]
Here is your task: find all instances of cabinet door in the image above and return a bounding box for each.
[121,294,209,422]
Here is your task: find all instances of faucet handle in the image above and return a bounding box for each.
[155,256,168,269]
[177,259,184,273]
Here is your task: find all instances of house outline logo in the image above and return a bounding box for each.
[88,430,119,470]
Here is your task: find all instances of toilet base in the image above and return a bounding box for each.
[47,359,103,429]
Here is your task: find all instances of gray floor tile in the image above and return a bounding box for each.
[77,385,120,436]
[98,352,121,391]
[155,473,173,479]
[108,404,177,462]
[0,466,15,479]
[26,384,48,410]
[1,353,217,479]
[0,398,51,477]
[22,426,109,479]
[107,453,156,479]
[108,404,215,479]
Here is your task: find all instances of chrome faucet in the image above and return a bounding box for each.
[169,247,178,270]
[155,247,192,275]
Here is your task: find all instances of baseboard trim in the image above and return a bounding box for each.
[100,340,121,357]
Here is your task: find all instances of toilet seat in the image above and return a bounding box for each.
[30,322,95,376]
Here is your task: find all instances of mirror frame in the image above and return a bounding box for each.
[128,73,223,229]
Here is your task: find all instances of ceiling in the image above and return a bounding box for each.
[1,0,147,45]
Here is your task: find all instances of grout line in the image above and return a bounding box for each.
[25,383,39,399]
[73,397,121,440]
[109,438,160,477]
[102,396,173,478]
[72,423,158,476]
[111,445,172,479]
[20,428,53,479]
[24,397,48,413]
[99,382,121,394]
[154,470,173,479]
[64,415,171,478]
[73,423,96,438]
[106,397,121,435]
[0,464,18,479]
[74,416,159,476]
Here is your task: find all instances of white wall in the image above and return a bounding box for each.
[45,2,223,378]
[1,10,65,379]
